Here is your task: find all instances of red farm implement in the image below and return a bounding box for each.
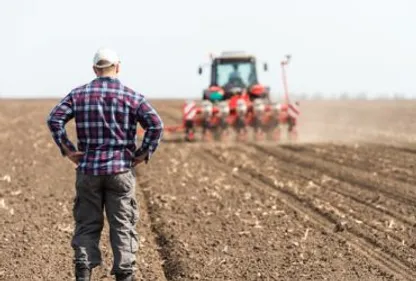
[138,52,299,142]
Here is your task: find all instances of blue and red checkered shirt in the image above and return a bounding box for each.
[47,76,164,175]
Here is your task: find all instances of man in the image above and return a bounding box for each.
[228,64,241,81]
[46,48,164,281]
[226,64,245,88]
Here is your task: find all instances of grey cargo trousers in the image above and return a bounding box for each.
[71,169,139,275]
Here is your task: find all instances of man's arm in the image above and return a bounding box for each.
[135,96,164,162]
[46,93,77,156]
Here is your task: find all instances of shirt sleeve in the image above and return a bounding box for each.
[135,96,164,161]
[46,93,77,156]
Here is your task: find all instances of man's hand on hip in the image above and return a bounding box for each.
[62,144,84,165]
[67,151,85,165]
[133,151,149,166]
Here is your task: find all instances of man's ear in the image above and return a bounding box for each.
[115,64,120,74]
[93,66,98,75]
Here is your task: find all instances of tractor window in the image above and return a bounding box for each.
[216,62,256,87]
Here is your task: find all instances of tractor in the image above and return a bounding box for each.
[181,51,299,142]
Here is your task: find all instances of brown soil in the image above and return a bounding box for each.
[0,99,415,280]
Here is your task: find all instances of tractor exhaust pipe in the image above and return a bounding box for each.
[281,54,291,105]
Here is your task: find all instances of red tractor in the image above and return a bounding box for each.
[181,52,299,142]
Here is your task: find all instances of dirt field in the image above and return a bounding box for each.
[0,99,415,281]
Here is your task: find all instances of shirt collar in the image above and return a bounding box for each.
[95,76,119,82]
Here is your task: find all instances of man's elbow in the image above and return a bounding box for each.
[152,119,164,131]
[157,121,164,137]
[46,114,60,131]
[46,115,53,128]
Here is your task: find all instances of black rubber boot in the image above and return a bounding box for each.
[115,272,135,281]
[75,266,91,281]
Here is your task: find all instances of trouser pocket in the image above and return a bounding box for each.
[73,196,80,221]
[130,198,139,224]
[130,197,139,253]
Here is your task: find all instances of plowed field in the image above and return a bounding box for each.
[0,99,415,281]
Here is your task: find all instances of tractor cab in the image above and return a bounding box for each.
[199,51,270,102]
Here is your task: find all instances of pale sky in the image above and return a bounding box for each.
[1,0,415,99]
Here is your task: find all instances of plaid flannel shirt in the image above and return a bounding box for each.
[47,76,164,175]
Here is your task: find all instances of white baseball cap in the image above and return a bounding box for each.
[93,48,120,68]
